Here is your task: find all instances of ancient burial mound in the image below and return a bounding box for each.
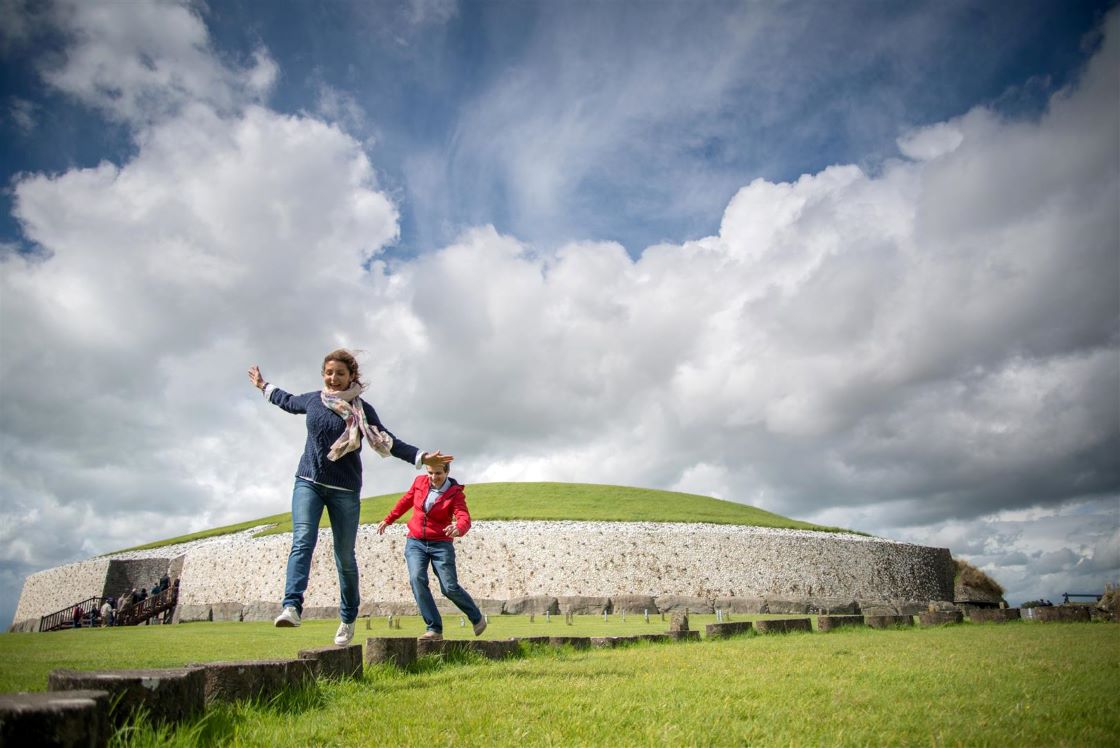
[12,483,955,630]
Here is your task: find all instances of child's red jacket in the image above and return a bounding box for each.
[382,475,471,542]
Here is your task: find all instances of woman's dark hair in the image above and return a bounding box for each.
[322,349,363,389]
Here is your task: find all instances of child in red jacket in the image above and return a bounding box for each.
[377,462,487,640]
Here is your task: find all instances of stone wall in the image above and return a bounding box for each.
[12,522,954,628]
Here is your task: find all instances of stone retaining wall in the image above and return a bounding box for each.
[13,522,954,629]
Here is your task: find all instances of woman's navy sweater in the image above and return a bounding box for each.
[268,388,420,492]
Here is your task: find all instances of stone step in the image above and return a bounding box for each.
[754,618,812,634]
[0,690,111,748]
[47,667,206,726]
[190,659,312,705]
[705,621,754,639]
[297,645,363,680]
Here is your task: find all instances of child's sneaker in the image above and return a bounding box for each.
[274,607,301,627]
[334,621,355,646]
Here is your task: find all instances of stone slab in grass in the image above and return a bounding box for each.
[705,621,754,639]
[969,608,1021,624]
[636,633,670,643]
[516,636,552,646]
[817,615,866,632]
[298,645,363,680]
[48,667,206,726]
[665,630,701,642]
[0,690,111,748]
[1033,606,1091,623]
[590,636,622,648]
[754,618,812,634]
[366,637,418,669]
[918,611,964,626]
[865,615,915,629]
[191,659,309,705]
[548,636,591,649]
[415,639,521,660]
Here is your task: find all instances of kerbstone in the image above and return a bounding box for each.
[48,668,205,726]
[968,608,1021,624]
[610,595,657,614]
[298,645,363,680]
[656,596,713,614]
[209,602,244,622]
[548,636,591,649]
[503,596,559,615]
[0,690,111,748]
[665,630,700,642]
[1033,606,1090,623]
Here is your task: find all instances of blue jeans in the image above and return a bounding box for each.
[283,478,361,623]
[405,537,482,634]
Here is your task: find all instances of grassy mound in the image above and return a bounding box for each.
[117,482,858,552]
[954,558,1005,596]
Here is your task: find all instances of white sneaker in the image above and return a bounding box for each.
[334,621,355,646]
[274,606,301,628]
[473,618,488,637]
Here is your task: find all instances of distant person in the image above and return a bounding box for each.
[378,461,487,640]
[72,605,82,629]
[249,349,453,647]
[159,573,170,592]
[100,599,112,627]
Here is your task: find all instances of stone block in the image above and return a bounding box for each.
[968,608,1021,624]
[1033,606,1090,623]
[414,639,520,660]
[669,612,689,632]
[301,606,340,620]
[665,630,700,642]
[806,599,860,615]
[556,596,610,615]
[548,636,591,649]
[926,600,960,613]
[298,645,363,680]
[474,599,507,615]
[360,601,417,617]
[365,637,418,669]
[504,596,559,615]
[591,636,622,648]
[817,615,866,632]
[894,601,928,616]
[764,599,811,615]
[210,602,244,622]
[754,618,812,634]
[714,597,768,614]
[705,621,754,639]
[0,690,111,748]
[241,601,282,622]
[865,615,915,629]
[48,668,206,726]
[857,602,899,617]
[655,595,713,614]
[472,639,520,660]
[172,604,212,623]
[918,611,964,626]
[609,595,657,614]
[192,659,307,705]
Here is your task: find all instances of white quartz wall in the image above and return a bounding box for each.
[13,522,953,627]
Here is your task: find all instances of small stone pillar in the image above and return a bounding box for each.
[669,612,689,632]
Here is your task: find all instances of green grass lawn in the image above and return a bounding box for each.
[3,619,1117,746]
[118,482,855,552]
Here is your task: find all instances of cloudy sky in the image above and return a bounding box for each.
[1,0,1117,625]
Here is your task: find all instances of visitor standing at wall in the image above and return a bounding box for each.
[377,461,487,640]
[249,349,452,646]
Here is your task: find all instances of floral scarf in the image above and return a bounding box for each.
[321,384,393,461]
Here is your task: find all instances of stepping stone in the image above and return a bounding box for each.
[968,608,1021,624]
[191,659,311,705]
[918,611,964,626]
[754,618,812,634]
[865,615,914,629]
[298,645,363,680]
[516,636,552,646]
[818,615,866,632]
[705,621,754,639]
[547,636,591,649]
[48,668,206,726]
[366,637,418,669]
[415,639,521,660]
[1033,607,1090,623]
[0,690,111,748]
[591,636,623,648]
[665,630,700,641]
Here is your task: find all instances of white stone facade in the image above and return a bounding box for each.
[13,522,953,628]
